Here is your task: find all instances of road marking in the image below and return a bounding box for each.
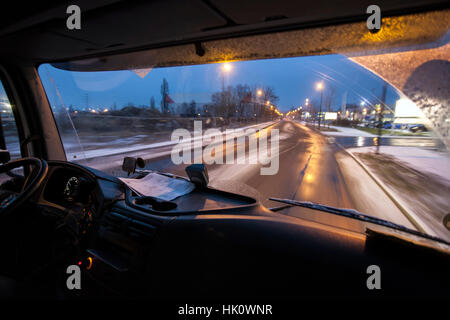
[291,154,312,200]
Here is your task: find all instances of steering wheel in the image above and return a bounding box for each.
[0,157,48,215]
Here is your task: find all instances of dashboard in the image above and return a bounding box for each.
[0,160,447,300]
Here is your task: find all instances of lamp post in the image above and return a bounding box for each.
[254,89,263,123]
[305,99,309,124]
[316,82,324,130]
[222,63,231,91]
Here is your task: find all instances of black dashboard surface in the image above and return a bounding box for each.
[29,161,449,300]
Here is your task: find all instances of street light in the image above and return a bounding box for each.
[316,81,324,130]
[257,89,263,96]
[222,63,232,72]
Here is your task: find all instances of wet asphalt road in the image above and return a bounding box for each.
[235,120,363,231]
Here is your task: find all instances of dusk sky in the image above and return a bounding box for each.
[39,54,401,113]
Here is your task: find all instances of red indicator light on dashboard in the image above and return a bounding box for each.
[76,258,92,269]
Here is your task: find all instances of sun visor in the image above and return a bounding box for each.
[50,10,449,72]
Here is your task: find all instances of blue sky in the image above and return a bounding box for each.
[39,54,400,113]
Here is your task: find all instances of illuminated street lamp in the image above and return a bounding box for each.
[257,89,263,96]
[222,63,231,72]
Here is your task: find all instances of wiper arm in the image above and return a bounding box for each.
[269,198,450,246]
[270,197,400,227]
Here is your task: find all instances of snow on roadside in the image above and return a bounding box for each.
[66,121,276,161]
[321,126,376,137]
[320,125,433,139]
[348,146,450,184]
[335,152,416,229]
[346,146,450,241]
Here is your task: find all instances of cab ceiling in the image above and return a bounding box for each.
[0,0,447,66]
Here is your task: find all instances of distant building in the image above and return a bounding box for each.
[393,98,426,126]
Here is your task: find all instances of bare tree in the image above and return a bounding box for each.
[262,86,279,106]
[189,100,197,116]
[235,84,251,118]
[210,83,278,122]
[150,96,155,109]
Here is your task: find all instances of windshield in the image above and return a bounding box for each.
[38,36,449,242]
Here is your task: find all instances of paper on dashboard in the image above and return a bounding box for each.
[119,173,195,201]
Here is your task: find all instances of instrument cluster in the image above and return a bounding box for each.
[44,167,95,206]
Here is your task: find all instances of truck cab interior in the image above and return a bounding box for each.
[0,0,448,300]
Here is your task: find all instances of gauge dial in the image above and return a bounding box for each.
[63,176,81,202]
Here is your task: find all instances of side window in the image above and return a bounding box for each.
[0,80,21,160]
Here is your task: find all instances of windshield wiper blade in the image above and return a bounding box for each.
[269,197,450,246]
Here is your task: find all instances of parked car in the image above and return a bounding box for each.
[409,124,428,133]
[383,122,393,129]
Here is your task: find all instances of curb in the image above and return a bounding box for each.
[335,142,431,235]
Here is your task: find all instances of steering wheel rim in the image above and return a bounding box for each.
[0,157,48,215]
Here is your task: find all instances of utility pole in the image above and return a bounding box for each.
[222,73,225,92]
[318,88,323,130]
[376,82,387,154]
[315,82,324,130]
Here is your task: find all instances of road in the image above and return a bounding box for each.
[235,120,367,232]
[202,120,416,232]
